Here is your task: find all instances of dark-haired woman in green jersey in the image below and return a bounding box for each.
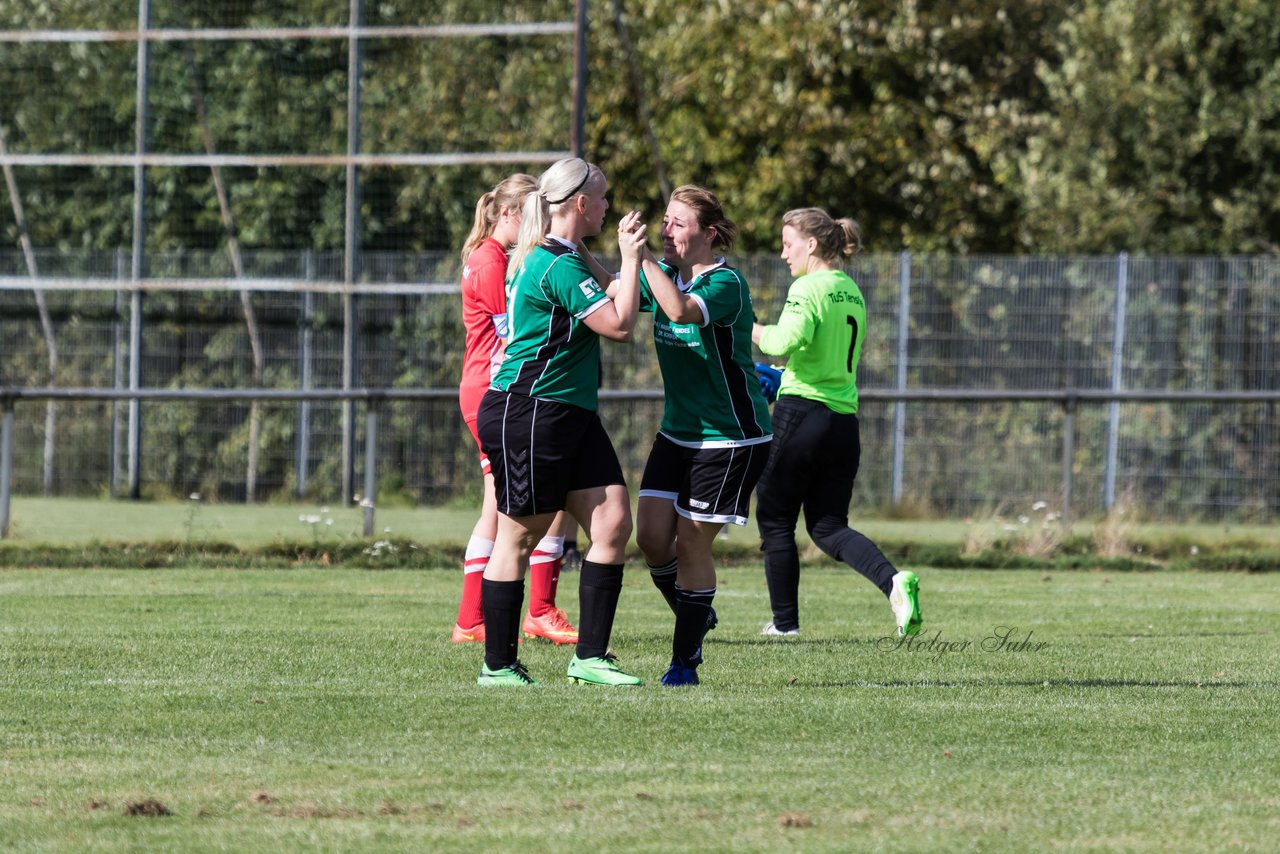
[634,185,772,687]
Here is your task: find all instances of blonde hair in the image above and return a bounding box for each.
[507,157,604,278]
[460,173,537,262]
[670,184,738,249]
[781,207,862,263]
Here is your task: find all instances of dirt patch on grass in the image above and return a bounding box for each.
[124,799,172,817]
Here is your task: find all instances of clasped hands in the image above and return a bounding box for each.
[616,210,651,262]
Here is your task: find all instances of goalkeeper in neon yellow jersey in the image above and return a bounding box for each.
[751,208,922,638]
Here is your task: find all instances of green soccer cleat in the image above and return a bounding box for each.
[889,570,923,636]
[477,660,537,686]
[566,654,643,686]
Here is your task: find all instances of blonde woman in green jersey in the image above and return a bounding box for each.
[751,208,922,639]
[634,185,772,686]
[474,157,649,687]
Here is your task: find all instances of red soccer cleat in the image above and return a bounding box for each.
[451,622,486,644]
[521,608,579,645]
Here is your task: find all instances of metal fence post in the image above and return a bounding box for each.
[342,295,357,504]
[110,248,125,497]
[1062,393,1077,531]
[1103,251,1129,511]
[127,290,143,499]
[127,0,151,501]
[341,0,364,507]
[572,0,588,157]
[296,251,313,499]
[362,400,377,537]
[891,251,911,504]
[1,397,13,538]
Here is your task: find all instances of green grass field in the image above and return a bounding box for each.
[2,561,1277,852]
[3,495,940,549]
[5,495,1278,552]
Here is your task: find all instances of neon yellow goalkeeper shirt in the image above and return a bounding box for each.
[756,269,865,414]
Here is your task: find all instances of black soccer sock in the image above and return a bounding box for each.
[672,585,715,667]
[811,522,898,597]
[481,578,524,671]
[576,560,624,660]
[647,558,679,614]
[763,547,801,631]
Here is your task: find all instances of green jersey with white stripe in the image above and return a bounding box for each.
[640,259,772,446]
[492,239,611,411]
[757,269,865,414]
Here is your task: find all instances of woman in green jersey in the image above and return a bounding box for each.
[634,185,772,686]
[474,157,649,687]
[752,208,923,639]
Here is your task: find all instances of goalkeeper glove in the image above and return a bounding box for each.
[754,362,783,404]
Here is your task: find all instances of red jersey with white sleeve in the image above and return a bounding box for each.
[459,237,510,466]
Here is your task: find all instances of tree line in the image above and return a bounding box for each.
[1,0,1277,257]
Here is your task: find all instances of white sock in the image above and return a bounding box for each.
[464,536,494,573]
[530,535,565,565]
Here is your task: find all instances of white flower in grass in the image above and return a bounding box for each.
[1018,515,1030,525]
[364,539,397,556]
[325,518,334,527]
[189,493,201,501]
[320,507,330,514]
[1031,500,1048,511]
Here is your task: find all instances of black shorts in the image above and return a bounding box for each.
[755,395,861,547]
[477,390,626,517]
[638,433,770,526]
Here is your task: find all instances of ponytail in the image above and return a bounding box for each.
[460,173,538,263]
[460,191,498,263]
[835,217,862,258]
[782,208,863,264]
[507,189,551,281]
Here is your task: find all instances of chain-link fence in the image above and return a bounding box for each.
[2,251,1278,522]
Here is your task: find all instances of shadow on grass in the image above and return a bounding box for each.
[783,678,1270,689]
[1090,631,1269,638]
[710,636,917,648]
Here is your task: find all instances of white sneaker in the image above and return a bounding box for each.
[889,570,923,636]
[760,621,799,637]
